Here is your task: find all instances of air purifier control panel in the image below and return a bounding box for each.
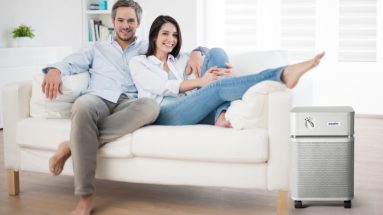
[291,106,354,136]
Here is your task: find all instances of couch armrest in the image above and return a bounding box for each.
[2,81,32,170]
[267,90,292,191]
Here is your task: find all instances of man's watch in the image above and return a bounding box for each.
[42,67,59,74]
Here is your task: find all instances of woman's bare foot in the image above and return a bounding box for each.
[215,111,232,128]
[49,141,71,176]
[282,52,325,89]
[70,194,94,215]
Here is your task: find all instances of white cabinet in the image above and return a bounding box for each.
[82,0,116,44]
[0,47,72,128]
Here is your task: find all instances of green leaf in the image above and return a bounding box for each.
[11,24,35,39]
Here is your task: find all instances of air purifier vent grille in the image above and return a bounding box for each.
[292,141,354,198]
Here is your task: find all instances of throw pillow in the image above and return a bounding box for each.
[30,72,90,118]
[225,81,286,129]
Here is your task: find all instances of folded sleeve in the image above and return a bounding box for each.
[192,46,209,56]
[42,46,94,76]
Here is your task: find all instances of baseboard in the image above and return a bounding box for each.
[356,114,383,119]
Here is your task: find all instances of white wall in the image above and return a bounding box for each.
[310,66,383,115]
[0,0,83,50]
[137,0,199,51]
[0,0,199,51]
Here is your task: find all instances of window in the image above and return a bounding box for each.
[204,0,381,63]
[204,0,258,53]
[203,0,383,114]
[223,0,258,52]
[338,0,377,62]
[280,0,316,60]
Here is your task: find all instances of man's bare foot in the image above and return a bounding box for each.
[70,194,94,215]
[49,141,71,176]
[215,111,232,128]
[282,52,325,89]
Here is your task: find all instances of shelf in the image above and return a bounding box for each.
[83,0,115,44]
[85,10,111,15]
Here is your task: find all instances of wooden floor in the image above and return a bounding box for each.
[1,117,383,215]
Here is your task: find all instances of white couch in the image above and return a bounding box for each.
[2,51,292,215]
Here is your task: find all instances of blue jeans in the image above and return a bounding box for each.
[155,48,284,125]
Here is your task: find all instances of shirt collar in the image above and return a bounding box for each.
[148,54,175,65]
[110,35,139,48]
[168,54,175,61]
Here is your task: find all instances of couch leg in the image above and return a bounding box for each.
[7,169,20,196]
[277,191,288,215]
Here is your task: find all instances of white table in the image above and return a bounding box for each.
[0,46,72,128]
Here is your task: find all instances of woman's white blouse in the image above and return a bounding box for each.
[129,53,193,104]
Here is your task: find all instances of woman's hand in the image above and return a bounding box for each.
[198,67,221,87]
[180,65,234,92]
[179,67,219,92]
[208,64,235,78]
[186,51,203,77]
[212,63,235,77]
[223,63,235,76]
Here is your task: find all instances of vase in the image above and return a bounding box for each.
[15,37,32,48]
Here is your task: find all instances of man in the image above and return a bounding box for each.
[42,1,203,214]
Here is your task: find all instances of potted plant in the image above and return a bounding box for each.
[11,24,35,47]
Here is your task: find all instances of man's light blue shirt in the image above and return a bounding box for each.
[44,37,148,103]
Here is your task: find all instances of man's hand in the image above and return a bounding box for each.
[42,68,63,100]
[186,51,203,77]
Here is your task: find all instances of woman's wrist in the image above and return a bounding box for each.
[196,78,204,88]
[180,79,203,92]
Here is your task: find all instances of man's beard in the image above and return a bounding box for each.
[116,29,134,42]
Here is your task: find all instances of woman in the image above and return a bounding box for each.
[129,15,325,127]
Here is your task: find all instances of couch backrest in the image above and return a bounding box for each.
[229,50,289,76]
[27,50,290,119]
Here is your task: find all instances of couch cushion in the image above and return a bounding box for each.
[229,50,288,76]
[30,72,89,118]
[16,118,133,158]
[226,81,286,129]
[132,125,269,163]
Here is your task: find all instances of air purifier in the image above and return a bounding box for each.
[290,106,354,208]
